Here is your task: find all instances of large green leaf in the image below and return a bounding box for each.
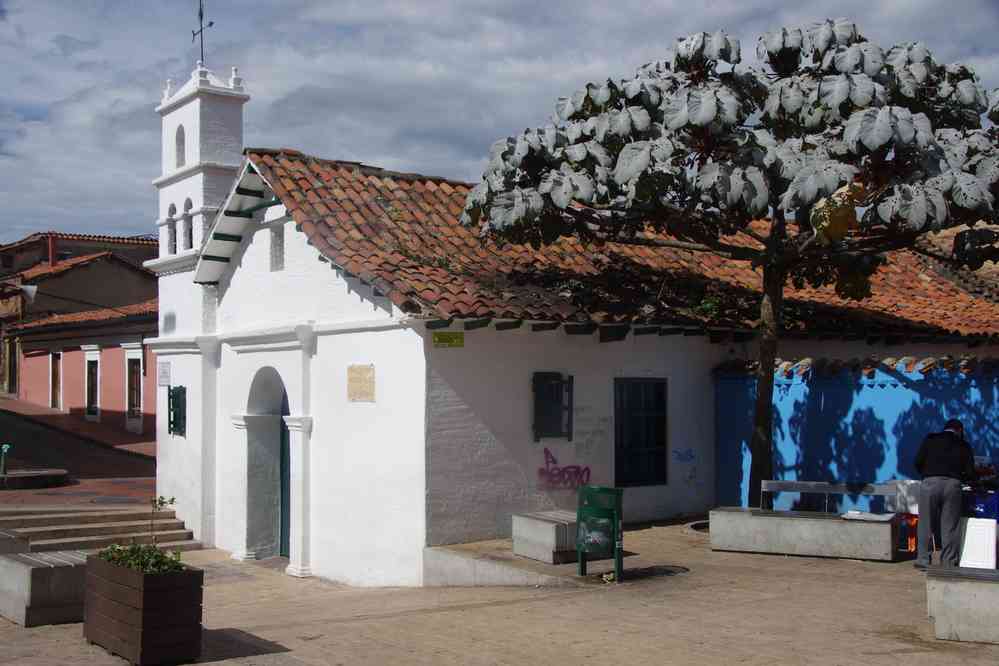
[662,89,689,130]
[976,156,999,186]
[689,88,718,125]
[613,141,652,184]
[819,74,851,109]
[951,171,994,212]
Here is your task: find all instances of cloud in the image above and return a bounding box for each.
[0,1,997,241]
[50,34,99,57]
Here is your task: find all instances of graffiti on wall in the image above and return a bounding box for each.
[672,448,696,463]
[673,447,700,486]
[538,447,591,490]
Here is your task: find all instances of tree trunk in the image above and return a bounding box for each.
[748,261,784,508]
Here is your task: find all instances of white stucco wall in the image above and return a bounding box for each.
[157,273,205,338]
[155,349,209,538]
[161,99,199,176]
[216,218,395,331]
[307,327,427,585]
[200,96,244,166]
[425,328,730,545]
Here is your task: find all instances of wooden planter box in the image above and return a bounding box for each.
[83,555,203,665]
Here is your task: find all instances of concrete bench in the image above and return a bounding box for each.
[0,550,87,626]
[927,567,999,643]
[710,507,900,561]
[512,510,577,564]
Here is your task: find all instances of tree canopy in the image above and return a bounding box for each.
[462,18,999,296]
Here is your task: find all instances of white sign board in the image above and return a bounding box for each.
[958,517,997,569]
[157,362,171,387]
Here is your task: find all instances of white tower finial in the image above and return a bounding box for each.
[229,67,243,91]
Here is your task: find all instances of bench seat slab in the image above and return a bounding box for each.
[710,508,899,562]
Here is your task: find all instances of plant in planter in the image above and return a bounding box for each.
[84,496,204,665]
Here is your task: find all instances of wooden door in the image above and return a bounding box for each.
[50,353,61,409]
[6,339,17,394]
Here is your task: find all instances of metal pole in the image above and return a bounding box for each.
[614,519,623,583]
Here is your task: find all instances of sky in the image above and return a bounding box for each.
[0,1,997,242]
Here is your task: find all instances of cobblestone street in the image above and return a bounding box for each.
[3,524,998,665]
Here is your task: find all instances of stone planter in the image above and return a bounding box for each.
[83,555,203,665]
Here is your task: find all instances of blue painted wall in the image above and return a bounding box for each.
[715,367,999,511]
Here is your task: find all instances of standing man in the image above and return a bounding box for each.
[914,419,976,569]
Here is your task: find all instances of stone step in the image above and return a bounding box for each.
[80,540,203,555]
[0,510,175,530]
[28,530,194,553]
[12,519,184,541]
[0,506,137,518]
[142,540,203,553]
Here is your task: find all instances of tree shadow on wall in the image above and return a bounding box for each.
[780,375,887,512]
[892,372,999,479]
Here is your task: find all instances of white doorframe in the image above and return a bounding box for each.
[122,343,144,434]
[82,345,100,422]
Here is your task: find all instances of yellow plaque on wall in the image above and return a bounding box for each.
[347,364,375,402]
[432,332,465,348]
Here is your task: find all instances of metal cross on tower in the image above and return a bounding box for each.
[191,0,214,65]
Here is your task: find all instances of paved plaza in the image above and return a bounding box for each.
[2,523,998,665]
[0,408,154,506]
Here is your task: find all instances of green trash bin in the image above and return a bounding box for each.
[576,485,624,581]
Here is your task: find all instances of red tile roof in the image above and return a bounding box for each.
[14,252,152,282]
[10,298,158,333]
[0,232,157,252]
[246,147,999,340]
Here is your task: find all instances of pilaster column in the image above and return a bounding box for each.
[228,415,255,561]
[283,415,313,577]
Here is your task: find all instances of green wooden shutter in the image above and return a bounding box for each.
[168,386,186,437]
[532,372,573,441]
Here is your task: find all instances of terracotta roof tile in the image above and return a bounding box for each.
[14,252,151,282]
[0,232,156,252]
[244,147,999,340]
[10,298,157,333]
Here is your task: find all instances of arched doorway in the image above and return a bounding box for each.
[245,367,291,558]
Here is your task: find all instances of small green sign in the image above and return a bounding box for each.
[432,332,465,348]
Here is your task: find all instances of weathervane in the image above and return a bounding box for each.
[191,0,214,65]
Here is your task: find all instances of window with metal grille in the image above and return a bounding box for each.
[614,378,668,487]
[168,386,186,437]
[85,359,99,415]
[127,358,142,418]
[532,372,573,441]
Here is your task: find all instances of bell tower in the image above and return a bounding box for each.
[151,61,249,264]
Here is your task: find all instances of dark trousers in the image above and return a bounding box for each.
[917,476,963,566]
